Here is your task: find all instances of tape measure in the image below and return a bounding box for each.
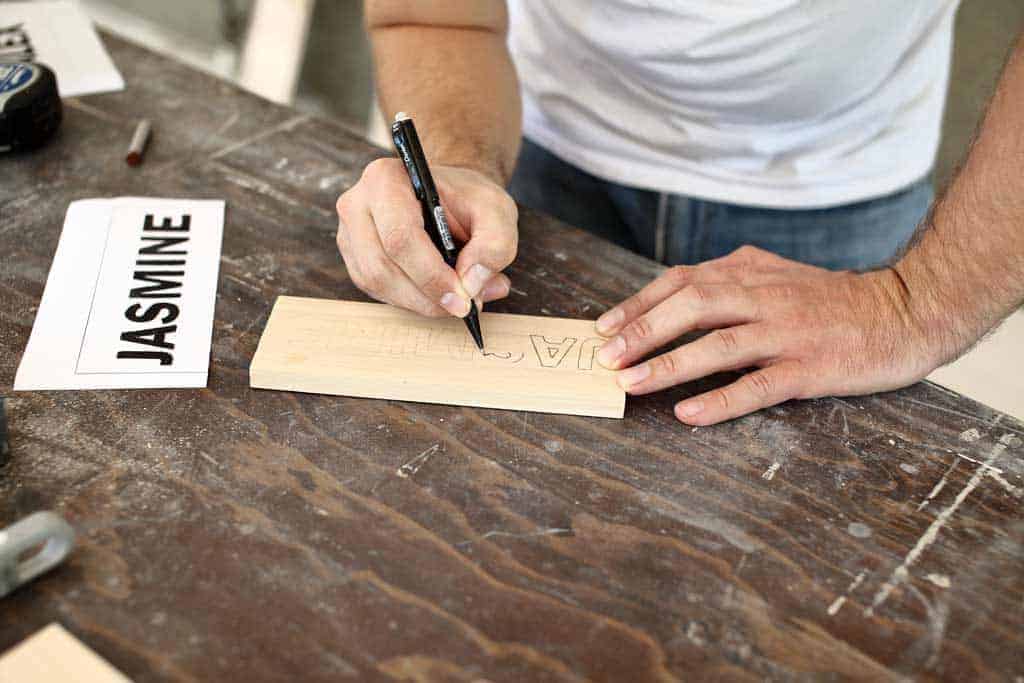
[0,62,62,153]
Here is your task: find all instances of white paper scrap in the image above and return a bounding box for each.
[0,1,125,97]
[14,198,225,390]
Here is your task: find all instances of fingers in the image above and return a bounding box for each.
[337,158,475,318]
[336,199,446,317]
[448,181,519,299]
[673,362,803,426]
[615,323,777,395]
[337,159,520,320]
[596,266,694,335]
[479,272,511,302]
[372,191,473,317]
[597,284,760,370]
[596,245,825,336]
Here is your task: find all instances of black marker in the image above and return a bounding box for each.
[391,112,484,350]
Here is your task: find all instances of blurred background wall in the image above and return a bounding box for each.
[80,0,373,127]
[936,0,1024,189]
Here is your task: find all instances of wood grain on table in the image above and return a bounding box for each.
[1,33,1023,683]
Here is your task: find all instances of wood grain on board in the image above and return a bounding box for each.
[250,297,625,418]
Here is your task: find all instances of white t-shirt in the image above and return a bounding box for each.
[508,1,960,209]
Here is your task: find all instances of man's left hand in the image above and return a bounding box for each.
[594,246,945,425]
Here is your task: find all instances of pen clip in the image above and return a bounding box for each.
[408,165,426,201]
[391,124,426,201]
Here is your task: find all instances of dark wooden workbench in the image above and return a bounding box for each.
[2,34,1023,682]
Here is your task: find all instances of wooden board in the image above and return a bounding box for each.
[250,296,625,418]
[0,624,130,683]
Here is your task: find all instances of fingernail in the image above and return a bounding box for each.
[676,400,704,419]
[480,277,509,301]
[440,292,470,317]
[596,308,624,335]
[617,363,650,390]
[462,264,493,299]
[597,336,626,368]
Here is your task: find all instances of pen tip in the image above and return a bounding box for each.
[470,324,484,352]
[465,303,484,351]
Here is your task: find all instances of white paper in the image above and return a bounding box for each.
[1,1,124,97]
[14,198,225,390]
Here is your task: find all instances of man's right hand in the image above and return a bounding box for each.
[335,158,518,318]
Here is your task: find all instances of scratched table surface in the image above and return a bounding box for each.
[1,34,1023,683]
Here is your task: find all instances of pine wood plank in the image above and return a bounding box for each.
[0,624,130,683]
[250,296,625,418]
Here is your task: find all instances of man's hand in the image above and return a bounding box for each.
[595,34,1024,426]
[352,1,521,316]
[336,158,518,317]
[594,246,945,426]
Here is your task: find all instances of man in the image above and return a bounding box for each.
[336,1,1024,425]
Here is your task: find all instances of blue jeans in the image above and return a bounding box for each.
[509,138,933,271]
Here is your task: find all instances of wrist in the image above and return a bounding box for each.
[422,129,515,186]
[431,148,509,186]
[877,254,976,370]
[862,266,955,376]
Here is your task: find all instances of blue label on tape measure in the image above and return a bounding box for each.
[0,64,33,94]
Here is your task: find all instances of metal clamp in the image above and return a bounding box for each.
[0,511,75,598]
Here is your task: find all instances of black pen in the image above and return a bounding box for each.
[391,112,484,350]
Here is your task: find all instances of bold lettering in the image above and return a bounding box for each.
[143,214,191,232]
[129,272,183,298]
[136,259,186,266]
[125,302,179,324]
[116,350,173,366]
[120,326,176,350]
[139,237,189,255]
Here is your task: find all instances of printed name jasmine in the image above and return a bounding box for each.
[116,214,191,366]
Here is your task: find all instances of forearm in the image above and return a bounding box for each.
[367,1,522,184]
[893,33,1024,365]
